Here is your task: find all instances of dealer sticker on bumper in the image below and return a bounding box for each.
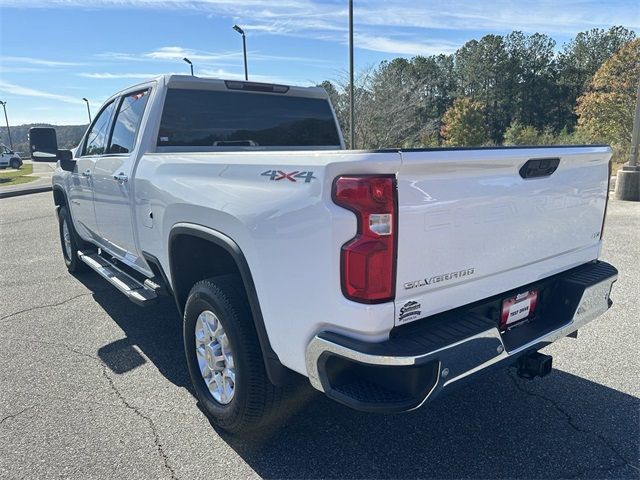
[501,290,538,330]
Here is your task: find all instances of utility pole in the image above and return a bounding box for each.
[348,0,355,149]
[0,101,13,150]
[82,98,92,123]
[615,76,640,201]
[233,25,248,81]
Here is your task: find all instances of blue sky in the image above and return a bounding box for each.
[0,0,638,125]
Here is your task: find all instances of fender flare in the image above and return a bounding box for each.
[52,184,67,207]
[168,224,292,385]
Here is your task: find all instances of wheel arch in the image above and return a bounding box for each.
[52,185,67,208]
[168,224,292,385]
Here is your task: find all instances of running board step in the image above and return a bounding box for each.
[78,251,157,306]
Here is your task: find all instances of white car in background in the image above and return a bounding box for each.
[0,144,22,169]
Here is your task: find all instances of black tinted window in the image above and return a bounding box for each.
[158,89,340,147]
[83,101,116,156]
[108,89,150,154]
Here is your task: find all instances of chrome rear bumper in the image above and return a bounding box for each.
[305,261,617,412]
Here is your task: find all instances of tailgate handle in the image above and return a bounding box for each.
[519,158,560,179]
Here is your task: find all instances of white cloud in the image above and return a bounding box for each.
[0,81,85,105]
[4,0,635,57]
[354,1,640,35]
[196,68,309,85]
[78,72,168,79]
[6,0,632,36]
[75,68,308,85]
[96,47,243,66]
[0,55,85,67]
[355,34,460,55]
[0,66,44,73]
[143,46,240,61]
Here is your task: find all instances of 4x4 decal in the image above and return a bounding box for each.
[261,170,316,183]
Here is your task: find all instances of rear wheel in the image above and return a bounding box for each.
[9,158,21,169]
[58,206,88,273]
[183,275,283,433]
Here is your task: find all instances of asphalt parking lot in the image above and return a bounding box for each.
[1,192,638,479]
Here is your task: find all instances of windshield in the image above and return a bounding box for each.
[158,88,341,148]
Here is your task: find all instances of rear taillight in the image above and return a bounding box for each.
[332,175,397,303]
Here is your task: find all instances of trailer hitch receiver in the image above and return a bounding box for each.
[516,352,553,379]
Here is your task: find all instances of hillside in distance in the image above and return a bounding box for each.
[0,124,87,156]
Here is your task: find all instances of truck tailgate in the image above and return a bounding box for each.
[394,146,611,325]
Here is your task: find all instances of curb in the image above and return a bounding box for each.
[0,185,52,199]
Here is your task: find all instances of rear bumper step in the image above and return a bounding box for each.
[78,250,158,306]
[305,261,617,413]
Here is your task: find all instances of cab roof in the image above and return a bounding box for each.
[118,74,328,100]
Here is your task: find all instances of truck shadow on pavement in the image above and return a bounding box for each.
[72,273,193,392]
[74,273,639,479]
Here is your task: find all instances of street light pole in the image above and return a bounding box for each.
[183,57,194,76]
[233,25,248,81]
[348,0,355,150]
[82,98,92,123]
[0,101,13,150]
[628,77,640,169]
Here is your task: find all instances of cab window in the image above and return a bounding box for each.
[83,101,116,156]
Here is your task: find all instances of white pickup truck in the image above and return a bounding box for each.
[37,75,618,433]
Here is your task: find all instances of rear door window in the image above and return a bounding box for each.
[158,88,340,148]
[108,89,150,154]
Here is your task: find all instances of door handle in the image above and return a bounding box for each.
[113,172,128,183]
[81,169,92,178]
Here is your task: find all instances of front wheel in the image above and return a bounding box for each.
[183,275,283,433]
[58,206,88,273]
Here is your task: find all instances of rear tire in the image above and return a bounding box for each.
[183,275,283,434]
[58,206,88,273]
[9,158,21,169]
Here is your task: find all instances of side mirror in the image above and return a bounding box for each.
[29,127,59,162]
[57,149,75,172]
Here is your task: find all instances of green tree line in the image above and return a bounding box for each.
[321,26,638,163]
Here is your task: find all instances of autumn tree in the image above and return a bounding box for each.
[440,98,490,146]
[576,39,640,162]
[558,26,636,128]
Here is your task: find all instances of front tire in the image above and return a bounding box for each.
[58,206,88,273]
[183,275,282,433]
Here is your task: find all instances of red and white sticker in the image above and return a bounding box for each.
[501,290,538,329]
